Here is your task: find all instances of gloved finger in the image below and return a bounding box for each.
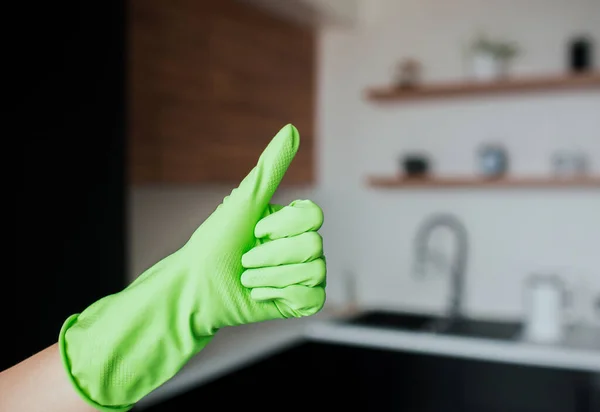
[241,258,326,288]
[262,203,285,218]
[255,199,324,240]
[221,124,299,215]
[250,285,326,317]
[242,231,323,268]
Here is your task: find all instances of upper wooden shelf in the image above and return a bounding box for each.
[367,175,600,189]
[365,72,600,102]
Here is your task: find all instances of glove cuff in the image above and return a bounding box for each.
[59,314,134,412]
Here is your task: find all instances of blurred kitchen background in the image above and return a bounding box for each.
[10,0,600,411]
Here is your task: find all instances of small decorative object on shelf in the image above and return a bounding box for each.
[477,143,508,178]
[572,151,590,175]
[569,35,594,73]
[393,58,423,89]
[401,153,430,177]
[469,33,520,80]
[551,150,589,178]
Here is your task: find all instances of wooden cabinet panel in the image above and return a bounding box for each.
[128,0,315,186]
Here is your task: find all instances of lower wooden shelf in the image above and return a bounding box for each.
[367,175,600,189]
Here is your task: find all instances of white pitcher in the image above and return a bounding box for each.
[523,274,576,344]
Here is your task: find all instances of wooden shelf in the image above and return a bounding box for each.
[367,175,600,189]
[366,72,600,102]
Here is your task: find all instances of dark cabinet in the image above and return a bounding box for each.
[351,346,593,412]
[8,0,127,370]
[140,342,599,412]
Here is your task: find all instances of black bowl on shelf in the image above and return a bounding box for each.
[401,154,430,177]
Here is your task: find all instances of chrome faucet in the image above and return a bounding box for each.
[413,213,469,322]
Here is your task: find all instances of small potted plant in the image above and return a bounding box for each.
[470,33,519,80]
[493,41,519,78]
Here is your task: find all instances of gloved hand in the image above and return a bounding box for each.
[59,124,326,411]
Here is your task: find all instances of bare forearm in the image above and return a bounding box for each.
[0,343,96,412]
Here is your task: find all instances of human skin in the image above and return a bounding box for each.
[0,343,96,412]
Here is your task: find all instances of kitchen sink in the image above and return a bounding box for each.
[342,310,441,331]
[341,310,523,341]
[430,318,524,341]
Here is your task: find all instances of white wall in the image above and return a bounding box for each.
[318,0,600,321]
[129,0,600,324]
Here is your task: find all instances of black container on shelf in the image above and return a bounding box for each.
[569,36,594,72]
[401,154,430,177]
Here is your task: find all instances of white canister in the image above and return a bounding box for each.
[523,274,574,344]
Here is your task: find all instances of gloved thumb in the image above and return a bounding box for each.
[224,124,299,212]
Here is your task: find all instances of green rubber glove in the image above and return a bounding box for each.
[59,124,326,411]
